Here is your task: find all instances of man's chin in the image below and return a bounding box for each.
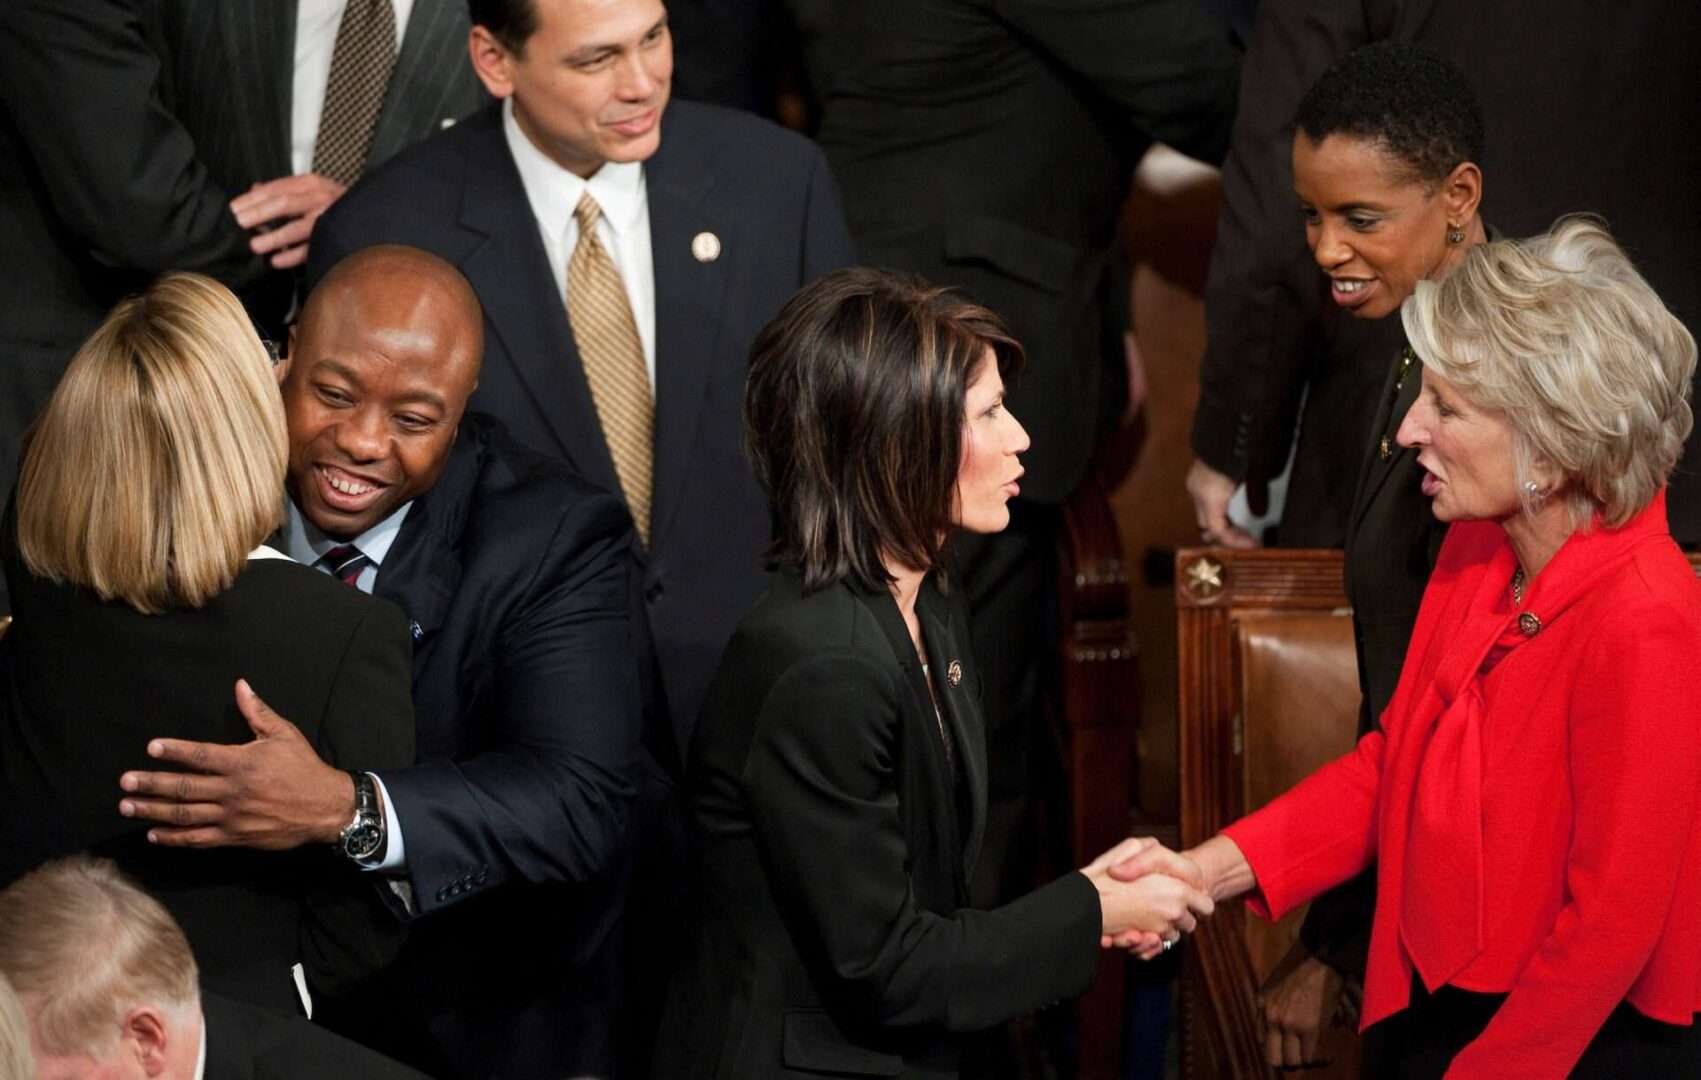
[302,496,385,541]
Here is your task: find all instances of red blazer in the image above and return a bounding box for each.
[1224,490,1701,1076]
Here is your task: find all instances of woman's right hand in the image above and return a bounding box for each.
[1085,853,1214,942]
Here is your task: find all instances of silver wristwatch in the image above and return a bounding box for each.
[337,771,386,863]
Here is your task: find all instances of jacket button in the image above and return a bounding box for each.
[644,581,664,602]
[435,888,448,902]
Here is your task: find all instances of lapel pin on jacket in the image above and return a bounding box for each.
[946,659,962,687]
[691,231,721,263]
[410,621,424,642]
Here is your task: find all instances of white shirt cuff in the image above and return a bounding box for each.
[362,772,407,872]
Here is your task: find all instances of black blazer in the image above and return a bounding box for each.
[814,0,1239,502]
[321,414,642,1079]
[1190,0,1701,546]
[0,545,415,1016]
[203,991,429,1080]
[308,99,856,752]
[655,571,1102,1079]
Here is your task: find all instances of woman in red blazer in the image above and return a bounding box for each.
[1125,218,1701,1077]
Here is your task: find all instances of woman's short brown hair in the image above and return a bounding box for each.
[745,267,1024,592]
[15,273,288,613]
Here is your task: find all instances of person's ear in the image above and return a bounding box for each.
[275,325,297,385]
[121,1005,172,1077]
[1441,160,1484,231]
[468,26,518,99]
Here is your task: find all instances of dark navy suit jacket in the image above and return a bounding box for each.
[315,413,642,1079]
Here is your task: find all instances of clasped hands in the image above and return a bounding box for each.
[1082,837,1213,960]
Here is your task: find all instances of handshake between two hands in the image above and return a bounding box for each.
[1080,837,1213,961]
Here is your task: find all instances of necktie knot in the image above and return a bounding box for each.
[321,544,371,588]
[574,192,603,233]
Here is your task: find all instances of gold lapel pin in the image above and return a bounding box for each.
[946,660,962,687]
[691,231,721,263]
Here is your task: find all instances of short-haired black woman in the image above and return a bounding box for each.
[655,268,1210,1078]
[1192,43,1495,1069]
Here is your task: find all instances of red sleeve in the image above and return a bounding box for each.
[1446,597,1701,1077]
[1222,727,1384,922]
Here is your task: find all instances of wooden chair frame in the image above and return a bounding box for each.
[1174,547,1350,1079]
[1057,469,1141,1078]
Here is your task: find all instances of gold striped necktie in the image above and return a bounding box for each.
[567,191,654,544]
[311,0,398,187]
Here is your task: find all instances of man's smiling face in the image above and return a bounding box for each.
[280,250,482,539]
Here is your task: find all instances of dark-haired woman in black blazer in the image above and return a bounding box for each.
[656,268,1211,1078]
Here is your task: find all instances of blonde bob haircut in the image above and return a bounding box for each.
[1401,215,1697,528]
[0,973,33,1080]
[16,273,287,613]
[0,856,199,1060]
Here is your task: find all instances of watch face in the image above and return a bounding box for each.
[343,821,384,861]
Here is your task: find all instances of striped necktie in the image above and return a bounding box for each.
[566,191,653,544]
[321,544,372,588]
[311,0,398,187]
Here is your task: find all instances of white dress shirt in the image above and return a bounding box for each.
[502,97,659,390]
[291,0,417,177]
[278,499,412,872]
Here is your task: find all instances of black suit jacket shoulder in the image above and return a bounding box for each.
[0,547,415,1014]
[657,572,1101,1078]
[204,992,429,1080]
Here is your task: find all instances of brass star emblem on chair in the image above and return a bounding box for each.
[1183,557,1225,600]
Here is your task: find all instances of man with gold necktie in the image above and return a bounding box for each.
[308,0,855,767]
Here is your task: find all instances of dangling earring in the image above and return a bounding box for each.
[1447,225,1466,245]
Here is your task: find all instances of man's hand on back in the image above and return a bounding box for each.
[118,678,355,849]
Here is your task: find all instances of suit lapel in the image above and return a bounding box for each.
[373,432,477,746]
[369,0,471,165]
[644,119,727,548]
[919,588,987,875]
[1348,342,1420,544]
[456,112,620,491]
[218,1,296,181]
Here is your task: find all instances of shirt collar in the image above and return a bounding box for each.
[279,498,413,570]
[502,98,645,246]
